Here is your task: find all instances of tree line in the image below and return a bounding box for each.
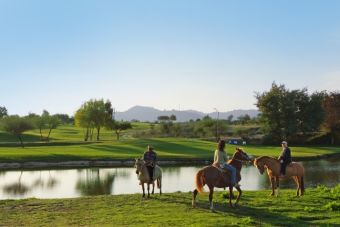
[1,83,339,146]
[0,99,132,147]
[256,83,340,144]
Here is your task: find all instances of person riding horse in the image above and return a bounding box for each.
[279,141,292,177]
[143,145,157,182]
[213,140,240,187]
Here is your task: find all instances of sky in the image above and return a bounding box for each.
[1,0,340,116]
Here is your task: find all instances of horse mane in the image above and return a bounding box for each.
[256,156,279,164]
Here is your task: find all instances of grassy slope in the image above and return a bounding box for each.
[0,187,339,226]
[0,124,339,162]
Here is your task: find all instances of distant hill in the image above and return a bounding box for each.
[114,106,259,122]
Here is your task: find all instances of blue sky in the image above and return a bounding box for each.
[1,0,340,115]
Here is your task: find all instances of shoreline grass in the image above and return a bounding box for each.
[0,186,339,226]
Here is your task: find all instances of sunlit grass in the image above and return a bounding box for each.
[0,186,339,226]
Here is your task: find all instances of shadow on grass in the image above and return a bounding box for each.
[154,193,311,226]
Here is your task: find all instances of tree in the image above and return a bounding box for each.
[75,99,109,141]
[26,112,46,140]
[227,115,233,123]
[169,114,177,121]
[1,116,34,147]
[54,114,74,124]
[46,115,60,141]
[237,114,251,125]
[323,92,340,144]
[106,120,132,140]
[157,116,170,121]
[256,82,325,143]
[75,105,93,141]
[0,106,8,118]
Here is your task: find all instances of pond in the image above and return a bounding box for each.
[0,157,339,200]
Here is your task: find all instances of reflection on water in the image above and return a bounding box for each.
[76,169,115,196]
[0,157,339,200]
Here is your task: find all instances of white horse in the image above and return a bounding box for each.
[134,158,162,197]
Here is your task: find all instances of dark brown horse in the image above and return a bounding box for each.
[254,156,305,196]
[192,148,251,210]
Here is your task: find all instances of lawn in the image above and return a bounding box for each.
[0,137,339,163]
[0,185,339,226]
[0,125,339,163]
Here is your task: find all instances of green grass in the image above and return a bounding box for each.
[0,186,339,226]
[0,124,339,163]
[0,137,338,163]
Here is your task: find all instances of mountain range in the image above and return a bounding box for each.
[114,106,259,122]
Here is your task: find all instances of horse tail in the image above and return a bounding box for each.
[301,176,305,193]
[195,169,205,193]
[156,166,162,189]
[157,177,161,189]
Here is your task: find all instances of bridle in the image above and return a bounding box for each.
[231,150,252,164]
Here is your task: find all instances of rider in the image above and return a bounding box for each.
[278,141,292,177]
[143,145,157,182]
[213,139,239,187]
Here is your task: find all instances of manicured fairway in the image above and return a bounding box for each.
[0,186,339,226]
[0,124,339,163]
[0,137,339,162]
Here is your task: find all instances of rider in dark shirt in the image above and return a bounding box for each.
[143,145,157,182]
[278,141,292,177]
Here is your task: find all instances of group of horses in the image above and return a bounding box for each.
[134,148,305,211]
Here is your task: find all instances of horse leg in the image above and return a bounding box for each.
[228,186,233,208]
[234,186,242,208]
[152,182,155,194]
[269,177,275,196]
[142,183,145,198]
[147,183,150,198]
[192,189,198,208]
[293,176,299,196]
[158,178,162,195]
[300,176,305,196]
[208,186,215,211]
[276,176,280,197]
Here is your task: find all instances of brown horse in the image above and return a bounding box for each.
[192,148,251,210]
[134,158,162,197]
[254,156,305,196]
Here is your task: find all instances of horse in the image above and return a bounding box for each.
[253,156,305,196]
[134,158,162,198]
[192,148,251,211]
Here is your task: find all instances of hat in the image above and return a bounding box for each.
[281,141,288,145]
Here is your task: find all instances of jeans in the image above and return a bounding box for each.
[220,163,236,185]
[280,161,291,175]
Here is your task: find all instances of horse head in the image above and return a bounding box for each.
[253,158,265,174]
[134,158,144,174]
[234,147,252,163]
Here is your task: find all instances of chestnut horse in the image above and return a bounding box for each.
[134,158,162,197]
[254,156,305,196]
[192,148,251,210]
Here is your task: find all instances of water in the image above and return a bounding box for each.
[0,157,339,200]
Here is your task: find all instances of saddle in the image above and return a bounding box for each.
[212,163,241,183]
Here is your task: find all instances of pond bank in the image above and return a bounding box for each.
[0,152,339,170]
